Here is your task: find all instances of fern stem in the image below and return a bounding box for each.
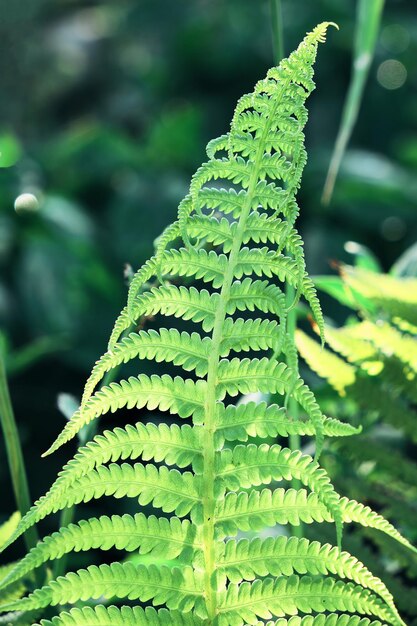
[270,3,302,538]
[201,197,254,620]
[201,88,287,622]
[270,0,284,64]
[0,354,40,553]
[285,282,303,539]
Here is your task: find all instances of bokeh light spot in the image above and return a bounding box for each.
[380,216,406,241]
[377,59,407,90]
[381,24,410,54]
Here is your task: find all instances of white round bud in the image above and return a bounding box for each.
[14,193,39,214]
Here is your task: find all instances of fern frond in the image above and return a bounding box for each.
[35,605,203,626]
[215,401,360,446]
[217,358,325,454]
[215,488,331,537]
[0,514,200,591]
[339,497,416,554]
[0,513,20,550]
[50,462,202,520]
[296,329,356,394]
[6,464,202,544]
[0,563,205,615]
[227,278,286,317]
[300,261,417,626]
[322,324,377,365]
[302,275,326,343]
[233,246,299,283]
[263,616,385,626]
[219,536,396,612]
[187,213,305,266]
[342,266,417,308]
[0,563,26,606]
[84,328,210,403]
[2,22,407,626]
[349,321,417,372]
[1,423,201,552]
[109,278,287,348]
[216,487,413,552]
[217,575,396,626]
[109,285,220,349]
[159,247,228,287]
[216,444,342,545]
[125,256,159,320]
[220,318,282,355]
[194,187,247,218]
[44,375,206,456]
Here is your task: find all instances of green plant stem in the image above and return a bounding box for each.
[202,175,256,622]
[322,0,384,204]
[285,282,303,539]
[0,355,41,555]
[201,87,286,624]
[270,1,303,537]
[270,0,284,63]
[0,355,39,550]
[270,0,303,537]
[270,0,303,539]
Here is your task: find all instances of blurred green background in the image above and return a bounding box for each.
[0,0,416,548]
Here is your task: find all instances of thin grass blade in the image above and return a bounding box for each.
[322,0,385,205]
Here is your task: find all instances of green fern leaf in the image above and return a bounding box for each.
[264,616,385,626]
[1,22,408,626]
[0,514,199,591]
[0,563,205,615]
[1,423,201,552]
[296,329,356,394]
[220,318,281,355]
[84,328,211,403]
[216,357,325,454]
[219,536,396,612]
[216,443,342,546]
[215,488,331,537]
[339,497,416,553]
[44,375,206,456]
[35,605,203,626]
[215,401,360,447]
[227,278,286,316]
[0,563,26,606]
[217,575,397,626]
[0,514,20,550]
[109,284,220,349]
[58,462,202,519]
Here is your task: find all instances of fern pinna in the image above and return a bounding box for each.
[0,23,413,626]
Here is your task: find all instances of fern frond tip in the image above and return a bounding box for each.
[308,22,339,44]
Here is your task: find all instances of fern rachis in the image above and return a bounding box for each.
[0,22,413,626]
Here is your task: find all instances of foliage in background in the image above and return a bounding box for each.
[0,512,40,626]
[296,257,417,624]
[0,23,413,626]
[0,0,416,622]
[0,1,416,522]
